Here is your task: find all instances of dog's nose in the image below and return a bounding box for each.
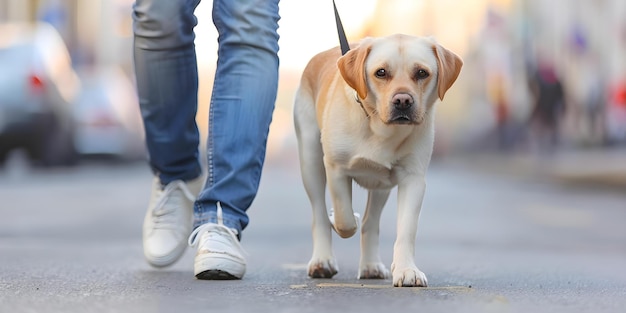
[392,93,413,110]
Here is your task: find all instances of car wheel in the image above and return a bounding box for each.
[0,148,7,168]
[35,117,79,167]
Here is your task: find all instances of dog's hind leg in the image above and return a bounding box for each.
[358,189,391,279]
[294,93,337,278]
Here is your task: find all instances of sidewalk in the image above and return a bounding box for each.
[444,147,626,190]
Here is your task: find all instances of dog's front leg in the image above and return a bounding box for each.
[391,176,428,287]
[325,161,358,239]
[358,189,391,279]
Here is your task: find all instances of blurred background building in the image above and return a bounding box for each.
[1,0,625,167]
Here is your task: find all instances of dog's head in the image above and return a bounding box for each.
[337,34,463,125]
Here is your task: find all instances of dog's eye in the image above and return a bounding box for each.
[416,69,429,79]
[375,68,387,78]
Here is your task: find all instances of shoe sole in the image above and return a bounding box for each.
[194,254,245,280]
[196,269,240,280]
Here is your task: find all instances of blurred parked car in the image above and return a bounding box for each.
[73,67,145,160]
[0,22,80,166]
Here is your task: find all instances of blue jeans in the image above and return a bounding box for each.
[133,0,280,235]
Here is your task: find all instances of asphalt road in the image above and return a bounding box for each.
[1,155,625,313]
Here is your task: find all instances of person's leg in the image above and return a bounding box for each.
[133,0,204,268]
[188,0,280,280]
[133,0,202,184]
[194,0,280,234]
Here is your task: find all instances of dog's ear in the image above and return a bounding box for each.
[337,39,373,100]
[432,43,463,100]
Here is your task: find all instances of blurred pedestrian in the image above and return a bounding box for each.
[581,65,606,145]
[606,78,626,144]
[132,0,280,280]
[487,71,511,150]
[527,59,566,151]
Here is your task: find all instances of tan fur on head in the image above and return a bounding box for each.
[337,38,463,102]
[431,43,463,100]
[337,39,373,100]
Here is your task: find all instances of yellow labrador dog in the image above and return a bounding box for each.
[293,34,462,287]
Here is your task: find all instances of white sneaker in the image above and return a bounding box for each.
[188,202,247,280]
[143,176,203,267]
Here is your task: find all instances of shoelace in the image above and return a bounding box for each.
[151,180,196,229]
[187,202,246,257]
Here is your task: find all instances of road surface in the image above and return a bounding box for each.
[1,154,625,312]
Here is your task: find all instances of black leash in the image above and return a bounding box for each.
[333,0,370,117]
[333,0,350,55]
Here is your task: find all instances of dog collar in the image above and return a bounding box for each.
[354,91,370,118]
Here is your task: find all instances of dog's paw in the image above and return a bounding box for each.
[308,258,338,278]
[328,209,361,231]
[391,266,428,287]
[358,262,390,279]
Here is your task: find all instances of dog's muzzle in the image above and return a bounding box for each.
[388,93,418,124]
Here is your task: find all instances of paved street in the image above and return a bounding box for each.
[1,153,625,313]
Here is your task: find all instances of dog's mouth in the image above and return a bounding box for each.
[390,116,413,124]
[387,114,419,125]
